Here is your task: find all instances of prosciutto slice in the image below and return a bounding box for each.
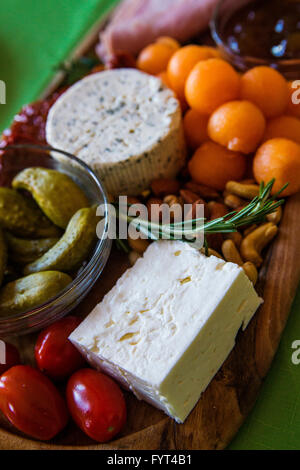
[96,0,226,61]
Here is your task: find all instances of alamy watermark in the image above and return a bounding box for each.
[291,340,300,365]
[95,196,205,249]
[291,80,300,105]
[0,80,6,104]
[0,340,5,365]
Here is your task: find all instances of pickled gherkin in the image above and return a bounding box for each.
[0,229,7,286]
[12,167,89,229]
[5,233,60,264]
[0,271,72,316]
[24,207,98,275]
[0,164,98,314]
[0,187,61,238]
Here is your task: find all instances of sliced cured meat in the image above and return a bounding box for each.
[97,0,226,60]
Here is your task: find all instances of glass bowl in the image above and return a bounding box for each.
[210,0,300,79]
[0,144,111,337]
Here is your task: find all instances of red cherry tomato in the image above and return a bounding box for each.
[0,342,20,375]
[35,316,85,380]
[67,369,126,443]
[0,365,69,440]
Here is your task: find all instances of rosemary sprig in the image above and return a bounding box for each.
[115,238,130,254]
[114,179,286,247]
[58,56,100,86]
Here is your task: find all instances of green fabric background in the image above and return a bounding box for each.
[0,0,120,132]
[0,0,299,451]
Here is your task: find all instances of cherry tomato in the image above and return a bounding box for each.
[0,342,20,375]
[67,369,126,443]
[35,316,86,381]
[0,365,69,440]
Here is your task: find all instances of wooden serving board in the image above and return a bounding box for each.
[1,2,300,451]
[0,192,299,450]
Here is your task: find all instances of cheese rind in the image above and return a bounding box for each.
[46,69,186,195]
[70,241,262,423]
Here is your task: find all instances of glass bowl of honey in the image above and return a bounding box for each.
[211,0,300,79]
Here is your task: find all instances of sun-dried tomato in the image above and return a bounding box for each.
[0,88,66,149]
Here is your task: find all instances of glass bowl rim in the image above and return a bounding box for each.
[0,143,109,324]
[210,0,300,68]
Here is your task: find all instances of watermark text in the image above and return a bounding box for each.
[291,340,300,365]
[0,340,5,364]
[291,80,300,105]
[0,80,6,104]
[96,197,205,248]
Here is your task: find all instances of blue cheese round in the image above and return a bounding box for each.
[46,69,186,195]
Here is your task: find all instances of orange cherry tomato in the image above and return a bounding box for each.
[137,43,175,75]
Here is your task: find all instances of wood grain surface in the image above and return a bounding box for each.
[0,192,299,450]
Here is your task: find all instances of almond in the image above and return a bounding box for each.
[151,179,180,197]
[180,189,199,204]
[184,181,219,200]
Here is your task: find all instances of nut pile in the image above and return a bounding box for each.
[125,177,282,286]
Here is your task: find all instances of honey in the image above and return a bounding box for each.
[223,0,300,60]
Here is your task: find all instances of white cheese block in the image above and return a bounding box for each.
[70,241,262,423]
[46,69,186,195]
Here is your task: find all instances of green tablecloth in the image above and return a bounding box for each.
[0,0,120,132]
[0,0,299,451]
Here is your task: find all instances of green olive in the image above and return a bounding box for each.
[24,207,98,275]
[0,229,7,286]
[5,233,60,264]
[0,187,61,238]
[12,167,89,229]
[0,271,72,316]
